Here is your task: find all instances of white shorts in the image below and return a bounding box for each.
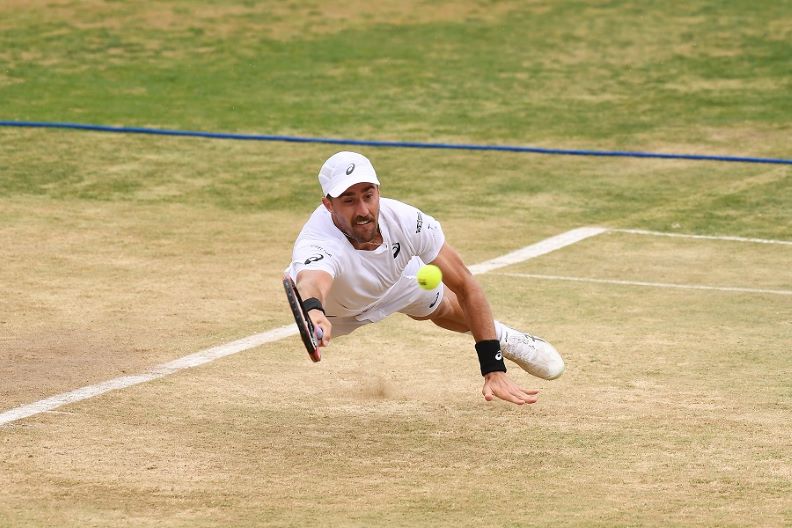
[329,257,444,337]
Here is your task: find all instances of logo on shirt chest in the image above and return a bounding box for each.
[391,242,401,259]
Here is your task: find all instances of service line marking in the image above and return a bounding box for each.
[612,228,792,246]
[0,226,607,427]
[495,272,792,296]
[468,226,608,275]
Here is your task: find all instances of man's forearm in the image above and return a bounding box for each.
[454,278,498,342]
[295,270,333,304]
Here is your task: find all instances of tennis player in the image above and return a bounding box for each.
[286,151,565,405]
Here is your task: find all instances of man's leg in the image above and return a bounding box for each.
[408,288,469,332]
[409,289,565,380]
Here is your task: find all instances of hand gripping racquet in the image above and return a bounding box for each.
[282,274,323,362]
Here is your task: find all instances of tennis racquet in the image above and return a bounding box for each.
[282,274,323,362]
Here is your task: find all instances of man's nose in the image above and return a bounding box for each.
[355,201,370,218]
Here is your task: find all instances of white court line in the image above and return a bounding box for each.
[0,325,298,426]
[495,272,792,296]
[468,226,607,274]
[0,226,606,427]
[612,228,792,246]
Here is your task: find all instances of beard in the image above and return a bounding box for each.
[348,215,378,243]
[333,212,379,246]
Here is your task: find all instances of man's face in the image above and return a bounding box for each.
[323,183,381,245]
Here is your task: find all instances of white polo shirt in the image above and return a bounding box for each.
[289,198,445,319]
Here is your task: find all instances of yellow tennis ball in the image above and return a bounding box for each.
[416,264,442,290]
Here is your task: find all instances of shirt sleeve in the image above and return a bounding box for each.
[412,209,446,263]
[290,241,340,279]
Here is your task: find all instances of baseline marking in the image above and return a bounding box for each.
[0,226,606,426]
[495,272,792,296]
[612,228,792,246]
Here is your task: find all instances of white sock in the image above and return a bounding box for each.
[467,321,508,341]
[494,320,507,342]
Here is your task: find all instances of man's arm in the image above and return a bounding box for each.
[295,269,334,347]
[430,243,539,405]
[429,243,497,342]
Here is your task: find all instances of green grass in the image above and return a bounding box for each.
[1,0,789,239]
[2,130,789,239]
[1,1,790,152]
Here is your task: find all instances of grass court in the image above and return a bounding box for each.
[1,1,790,526]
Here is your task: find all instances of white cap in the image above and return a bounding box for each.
[318,151,380,198]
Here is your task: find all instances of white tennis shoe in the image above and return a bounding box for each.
[500,325,565,380]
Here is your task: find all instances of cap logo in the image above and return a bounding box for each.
[345,163,355,175]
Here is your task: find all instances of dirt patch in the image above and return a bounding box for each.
[1,277,790,526]
[0,197,300,409]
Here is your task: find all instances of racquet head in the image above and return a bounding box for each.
[282,274,322,362]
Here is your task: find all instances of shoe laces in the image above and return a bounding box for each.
[506,330,537,348]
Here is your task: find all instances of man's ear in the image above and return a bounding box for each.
[321,196,333,213]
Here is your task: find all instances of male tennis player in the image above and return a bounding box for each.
[286,151,564,405]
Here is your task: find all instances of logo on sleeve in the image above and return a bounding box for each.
[391,242,401,259]
[304,255,324,265]
[416,212,423,233]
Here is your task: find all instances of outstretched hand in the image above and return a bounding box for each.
[482,371,540,405]
[308,311,332,348]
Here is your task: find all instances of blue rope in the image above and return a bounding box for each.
[2,120,790,165]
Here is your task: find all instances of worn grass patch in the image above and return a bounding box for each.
[2,232,790,526]
[0,194,303,408]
